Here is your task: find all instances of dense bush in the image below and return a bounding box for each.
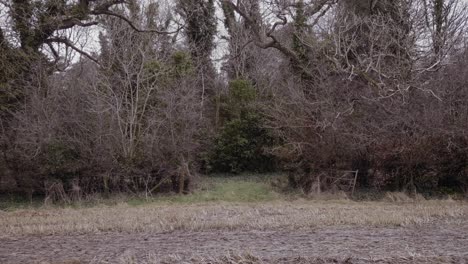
[367,135,468,193]
[207,113,275,173]
[41,141,83,183]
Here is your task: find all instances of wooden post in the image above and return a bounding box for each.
[351,170,359,197]
[317,173,321,194]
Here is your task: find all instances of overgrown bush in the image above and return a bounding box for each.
[368,135,468,193]
[208,113,275,173]
[41,141,83,184]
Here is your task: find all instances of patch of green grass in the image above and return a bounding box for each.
[0,174,287,210]
[0,194,43,211]
[128,174,284,205]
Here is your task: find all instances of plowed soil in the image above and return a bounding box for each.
[1,221,467,264]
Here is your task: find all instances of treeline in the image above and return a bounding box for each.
[0,0,467,199]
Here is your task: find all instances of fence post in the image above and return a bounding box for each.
[351,170,359,197]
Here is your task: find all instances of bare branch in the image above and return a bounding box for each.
[221,0,318,79]
[93,10,183,35]
[0,27,5,45]
[304,0,337,17]
[45,37,99,64]
[57,19,100,30]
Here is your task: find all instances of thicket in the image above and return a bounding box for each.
[0,0,467,199]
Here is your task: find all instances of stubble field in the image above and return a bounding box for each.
[1,177,467,264]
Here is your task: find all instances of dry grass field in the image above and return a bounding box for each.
[1,199,467,236]
[1,177,467,263]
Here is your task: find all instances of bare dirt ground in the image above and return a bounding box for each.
[1,221,468,264]
[1,200,467,263]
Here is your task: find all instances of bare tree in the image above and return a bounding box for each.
[421,0,468,62]
[89,7,206,194]
[2,2,205,197]
[0,0,182,114]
